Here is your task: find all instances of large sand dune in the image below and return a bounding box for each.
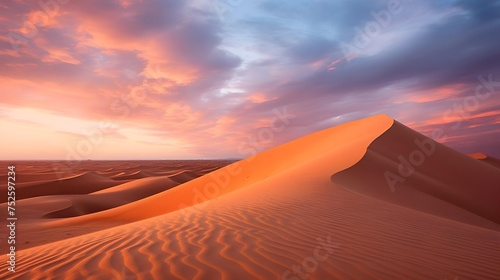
[1,114,499,279]
[332,121,500,228]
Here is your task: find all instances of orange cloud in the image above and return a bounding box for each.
[394,83,467,104]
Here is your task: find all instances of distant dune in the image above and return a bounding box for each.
[0,172,123,203]
[1,115,499,279]
[111,170,152,180]
[470,152,500,169]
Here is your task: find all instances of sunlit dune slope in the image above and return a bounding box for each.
[2,114,500,279]
[46,114,394,225]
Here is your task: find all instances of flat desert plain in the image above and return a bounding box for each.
[1,114,499,279]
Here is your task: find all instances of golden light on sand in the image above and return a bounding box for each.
[1,115,499,279]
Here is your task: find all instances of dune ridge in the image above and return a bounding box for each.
[0,172,124,203]
[1,114,499,279]
[0,160,231,252]
[43,114,394,226]
[332,121,500,227]
[111,170,151,180]
[470,153,500,169]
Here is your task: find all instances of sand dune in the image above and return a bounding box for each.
[332,121,500,227]
[1,114,499,279]
[167,170,199,184]
[111,170,151,180]
[0,172,67,184]
[42,114,394,226]
[470,153,500,169]
[0,160,231,253]
[10,176,180,220]
[0,172,124,203]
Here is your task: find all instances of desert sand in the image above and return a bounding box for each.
[1,114,499,279]
[470,153,500,169]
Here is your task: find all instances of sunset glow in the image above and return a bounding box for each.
[1,0,499,159]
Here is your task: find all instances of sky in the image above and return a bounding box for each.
[0,0,499,160]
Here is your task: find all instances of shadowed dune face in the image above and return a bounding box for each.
[470,153,500,169]
[332,121,500,228]
[0,115,499,279]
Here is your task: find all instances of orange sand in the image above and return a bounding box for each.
[0,114,499,279]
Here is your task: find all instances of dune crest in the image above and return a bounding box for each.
[46,114,394,226]
[111,170,151,180]
[470,152,488,160]
[470,153,500,169]
[332,121,500,227]
[2,115,499,279]
[0,172,122,203]
[167,170,199,184]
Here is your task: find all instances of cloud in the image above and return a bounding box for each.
[1,0,499,159]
